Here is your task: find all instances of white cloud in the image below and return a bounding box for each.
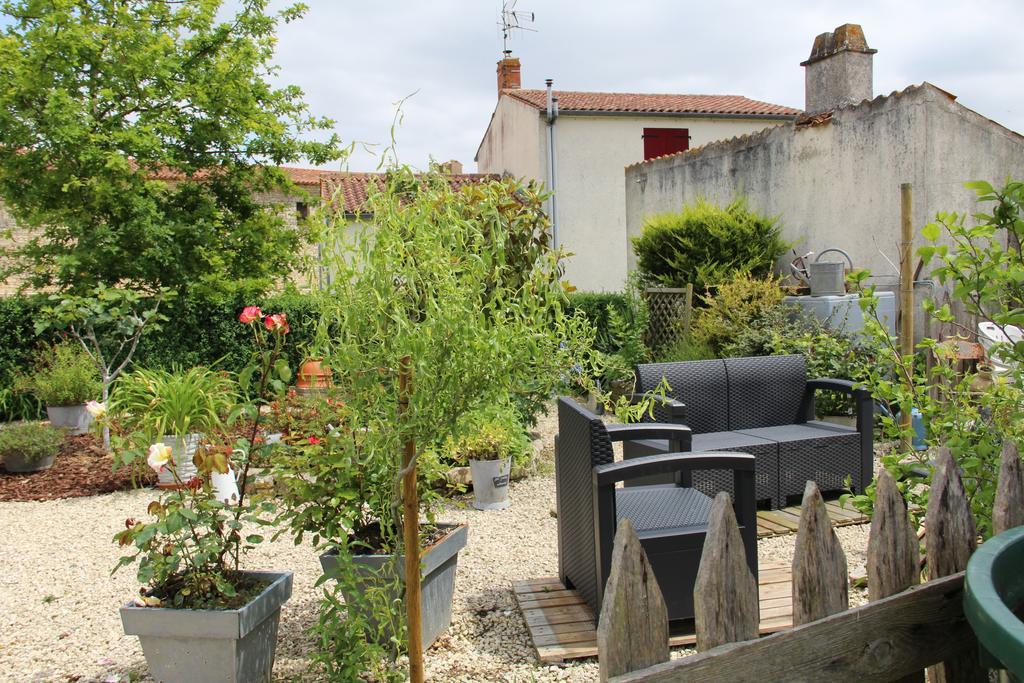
[270,0,1024,171]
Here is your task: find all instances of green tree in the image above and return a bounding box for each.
[0,0,342,296]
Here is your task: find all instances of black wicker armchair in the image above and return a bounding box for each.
[555,397,758,623]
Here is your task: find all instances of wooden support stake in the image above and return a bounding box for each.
[597,518,669,682]
[925,448,984,683]
[994,440,1024,534]
[399,356,424,683]
[792,481,848,626]
[695,492,759,651]
[868,470,923,683]
[900,183,915,453]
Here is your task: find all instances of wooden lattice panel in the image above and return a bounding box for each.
[644,286,692,353]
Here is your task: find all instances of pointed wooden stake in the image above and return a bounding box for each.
[792,481,848,626]
[695,492,758,651]
[925,447,985,683]
[994,440,1024,535]
[868,470,920,601]
[597,518,669,682]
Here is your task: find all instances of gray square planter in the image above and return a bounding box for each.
[46,404,93,435]
[120,570,293,683]
[319,523,468,648]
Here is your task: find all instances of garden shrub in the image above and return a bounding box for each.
[442,403,533,470]
[632,197,788,291]
[15,341,101,407]
[691,272,784,354]
[564,292,630,355]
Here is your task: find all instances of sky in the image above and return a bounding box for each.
[269,0,1024,173]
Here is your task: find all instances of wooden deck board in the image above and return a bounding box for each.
[514,563,794,664]
[756,499,867,538]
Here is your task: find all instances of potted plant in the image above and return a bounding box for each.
[109,365,237,487]
[445,405,531,511]
[16,342,101,435]
[114,307,293,683]
[0,421,64,472]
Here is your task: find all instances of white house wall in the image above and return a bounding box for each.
[476,97,545,181]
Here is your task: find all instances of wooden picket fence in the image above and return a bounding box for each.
[597,442,1024,682]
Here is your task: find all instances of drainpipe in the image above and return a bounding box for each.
[545,78,559,249]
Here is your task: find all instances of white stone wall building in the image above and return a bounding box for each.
[475,57,799,292]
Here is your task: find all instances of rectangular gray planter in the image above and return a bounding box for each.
[120,570,293,683]
[46,404,92,435]
[319,523,468,648]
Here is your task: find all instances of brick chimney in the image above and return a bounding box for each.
[497,51,521,95]
[801,24,876,115]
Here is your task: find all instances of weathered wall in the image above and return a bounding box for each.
[479,99,792,292]
[625,84,1024,308]
[554,114,791,292]
[475,96,545,182]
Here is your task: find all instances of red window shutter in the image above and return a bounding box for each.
[642,128,690,160]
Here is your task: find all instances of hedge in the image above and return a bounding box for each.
[1,289,633,420]
[564,291,630,355]
[0,292,321,421]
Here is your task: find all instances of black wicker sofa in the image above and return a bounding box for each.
[625,354,873,509]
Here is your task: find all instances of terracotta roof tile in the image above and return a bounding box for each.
[319,171,498,214]
[504,89,800,117]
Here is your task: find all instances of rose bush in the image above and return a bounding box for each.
[112,308,291,608]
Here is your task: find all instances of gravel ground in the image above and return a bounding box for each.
[0,404,873,682]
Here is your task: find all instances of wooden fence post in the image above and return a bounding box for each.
[925,448,985,683]
[868,469,923,683]
[993,440,1024,534]
[868,469,920,601]
[598,518,669,682]
[792,481,848,626]
[694,492,759,651]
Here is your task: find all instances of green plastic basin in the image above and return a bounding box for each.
[965,525,1024,679]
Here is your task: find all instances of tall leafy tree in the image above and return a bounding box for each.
[0,0,342,296]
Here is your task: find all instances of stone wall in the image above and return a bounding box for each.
[624,83,1024,328]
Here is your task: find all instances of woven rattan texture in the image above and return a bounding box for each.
[690,438,780,508]
[724,355,807,429]
[555,398,608,613]
[615,487,711,532]
[636,359,729,431]
[775,430,863,504]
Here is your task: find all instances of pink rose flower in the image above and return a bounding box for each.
[238,306,263,324]
[307,435,321,445]
[264,313,290,334]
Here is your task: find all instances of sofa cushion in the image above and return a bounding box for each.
[636,359,729,433]
[724,355,808,429]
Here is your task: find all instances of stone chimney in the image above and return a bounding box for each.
[440,160,463,175]
[801,23,876,114]
[497,51,521,95]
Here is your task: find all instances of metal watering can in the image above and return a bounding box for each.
[791,247,854,296]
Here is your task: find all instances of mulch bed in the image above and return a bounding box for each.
[0,434,154,502]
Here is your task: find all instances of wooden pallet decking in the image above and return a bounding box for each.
[756,499,866,538]
[513,564,794,664]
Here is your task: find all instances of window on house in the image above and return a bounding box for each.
[642,128,690,160]
[296,202,310,221]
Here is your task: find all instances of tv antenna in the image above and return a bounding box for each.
[500,0,536,54]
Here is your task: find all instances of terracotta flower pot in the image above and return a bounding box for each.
[296,358,332,395]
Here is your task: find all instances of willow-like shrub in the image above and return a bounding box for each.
[273,169,598,680]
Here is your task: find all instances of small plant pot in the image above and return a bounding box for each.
[157,433,201,489]
[469,457,512,510]
[295,358,333,396]
[46,404,92,436]
[319,523,468,649]
[2,451,56,473]
[120,570,293,683]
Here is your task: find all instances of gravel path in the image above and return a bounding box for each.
[0,404,872,682]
